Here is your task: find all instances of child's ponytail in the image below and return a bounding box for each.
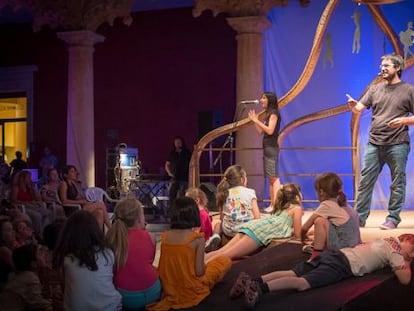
[216,165,246,211]
[337,189,347,207]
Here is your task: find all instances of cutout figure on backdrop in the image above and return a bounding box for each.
[323,33,334,69]
[351,8,361,54]
[399,21,414,60]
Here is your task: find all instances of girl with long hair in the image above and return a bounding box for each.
[53,211,121,310]
[106,198,161,310]
[216,165,261,240]
[247,92,281,211]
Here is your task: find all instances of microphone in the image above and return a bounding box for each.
[240,99,259,105]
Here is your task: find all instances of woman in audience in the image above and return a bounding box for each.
[10,170,49,237]
[205,183,303,264]
[40,168,66,221]
[106,198,161,310]
[53,210,121,310]
[59,165,111,229]
[147,197,231,311]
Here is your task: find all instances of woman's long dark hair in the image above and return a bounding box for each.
[53,210,108,271]
[263,92,278,115]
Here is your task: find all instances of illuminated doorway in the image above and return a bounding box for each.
[0,95,27,164]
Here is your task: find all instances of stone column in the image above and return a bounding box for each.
[57,31,105,186]
[227,16,271,202]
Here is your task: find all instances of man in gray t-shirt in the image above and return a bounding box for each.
[347,53,414,230]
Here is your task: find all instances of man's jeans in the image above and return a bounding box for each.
[355,143,410,226]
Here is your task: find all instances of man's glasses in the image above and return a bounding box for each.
[379,64,394,69]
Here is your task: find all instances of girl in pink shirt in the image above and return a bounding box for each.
[106,198,161,310]
[185,187,213,241]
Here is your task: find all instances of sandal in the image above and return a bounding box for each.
[229,272,251,299]
[244,280,262,310]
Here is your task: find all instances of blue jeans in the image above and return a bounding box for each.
[355,143,409,226]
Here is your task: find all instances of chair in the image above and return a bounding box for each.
[85,187,120,212]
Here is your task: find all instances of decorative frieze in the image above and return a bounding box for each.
[1,0,134,31]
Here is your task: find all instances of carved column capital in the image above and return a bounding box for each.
[3,0,134,31]
[193,0,310,18]
[226,16,271,34]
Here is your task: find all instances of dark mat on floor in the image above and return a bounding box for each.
[185,242,414,311]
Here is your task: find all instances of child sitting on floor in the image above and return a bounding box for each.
[185,187,213,241]
[301,172,361,260]
[185,187,222,252]
[53,211,121,310]
[230,233,414,309]
[216,165,261,243]
[147,197,232,310]
[106,198,161,310]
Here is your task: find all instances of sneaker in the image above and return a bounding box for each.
[244,280,262,310]
[262,205,273,214]
[302,244,314,254]
[229,271,251,299]
[205,234,221,253]
[379,221,396,230]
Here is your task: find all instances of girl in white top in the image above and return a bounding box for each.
[216,165,261,239]
[54,210,121,310]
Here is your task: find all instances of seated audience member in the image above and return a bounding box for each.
[205,183,303,264]
[13,219,37,247]
[10,170,49,238]
[0,154,10,185]
[230,234,414,309]
[301,172,361,261]
[40,168,66,221]
[38,219,65,311]
[146,197,232,310]
[59,165,111,229]
[216,165,261,242]
[0,218,18,287]
[2,244,52,310]
[106,198,161,310]
[39,146,58,186]
[53,211,121,310]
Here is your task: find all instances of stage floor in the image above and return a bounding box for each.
[350,210,414,242]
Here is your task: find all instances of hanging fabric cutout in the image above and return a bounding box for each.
[351,8,362,54]
[323,33,334,69]
[399,21,414,61]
